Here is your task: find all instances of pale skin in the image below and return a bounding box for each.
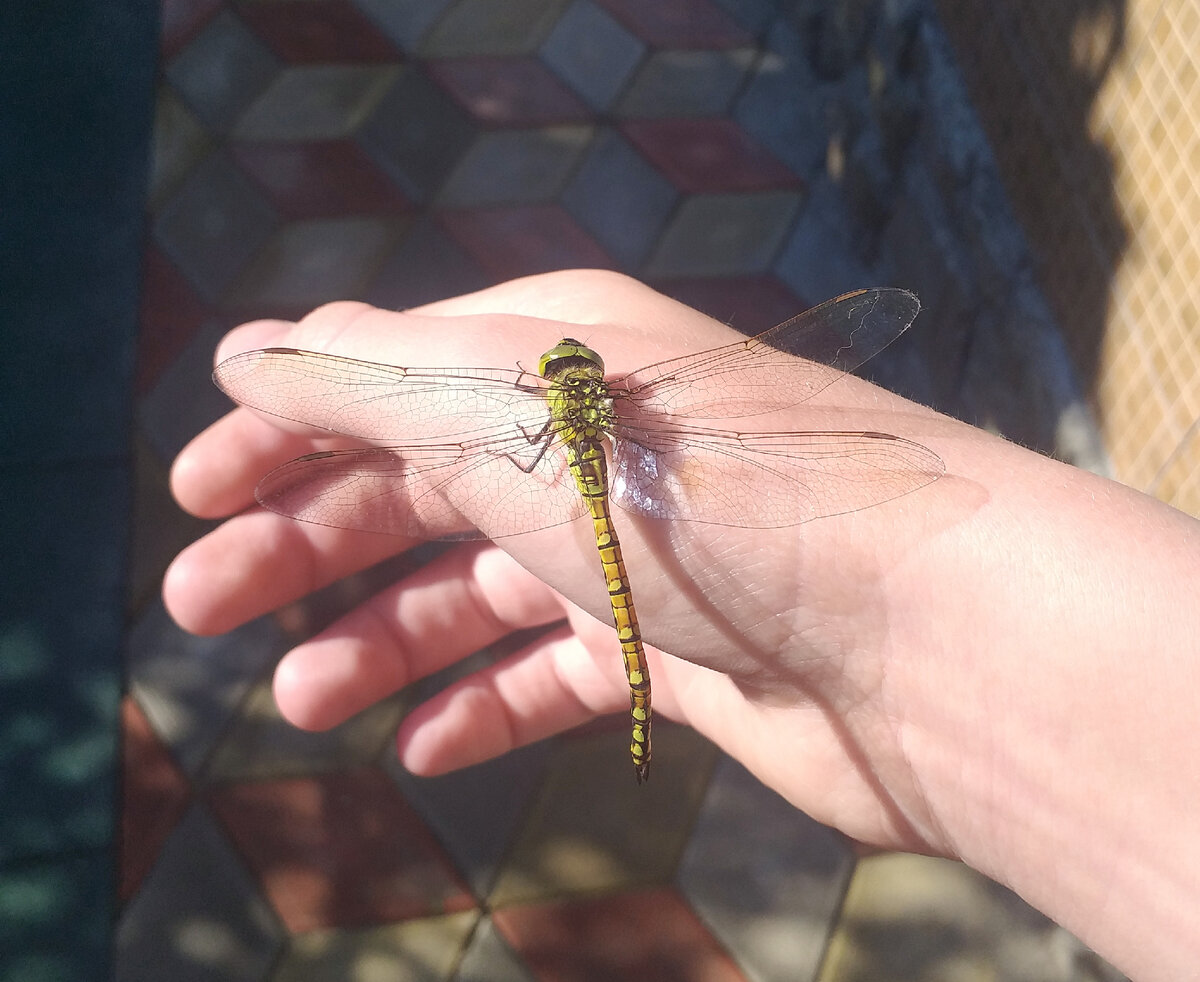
[165,270,1200,981]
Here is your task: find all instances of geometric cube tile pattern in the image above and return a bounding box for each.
[125,1,1121,980]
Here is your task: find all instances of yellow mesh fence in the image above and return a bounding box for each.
[938,0,1200,515]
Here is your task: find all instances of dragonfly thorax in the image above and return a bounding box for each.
[539,339,615,435]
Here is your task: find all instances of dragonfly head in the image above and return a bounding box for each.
[538,337,605,379]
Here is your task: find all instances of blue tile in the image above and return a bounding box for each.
[364,215,489,310]
[647,190,802,277]
[773,176,875,301]
[540,0,644,111]
[0,463,127,861]
[708,0,779,34]
[677,755,854,982]
[357,66,478,203]
[384,739,552,899]
[438,125,592,206]
[114,804,283,982]
[0,851,112,982]
[153,150,280,303]
[617,48,756,118]
[380,644,552,897]
[560,127,678,269]
[137,318,234,463]
[733,17,829,180]
[164,10,280,134]
[352,0,455,52]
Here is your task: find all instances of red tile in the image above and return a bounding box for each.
[208,767,474,933]
[622,118,802,193]
[594,0,752,48]
[652,275,806,335]
[232,141,412,219]
[427,56,591,126]
[119,697,192,902]
[136,244,214,396]
[494,887,750,982]
[237,0,401,63]
[439,205,615,281]
[160,0,223,58]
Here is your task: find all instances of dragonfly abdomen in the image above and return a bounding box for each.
[566,435,652,784]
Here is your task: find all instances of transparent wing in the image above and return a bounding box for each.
[214,348,550,443]
[255,437,588,540]
[612,288,920,420]
[611,423,944,527]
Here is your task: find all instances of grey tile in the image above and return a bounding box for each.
[438,125,592,206]
[734,18,829,180]
[352,0,456,51]
[358,67,478,203]
[617,48,757,118]
[487,723,715,907]
[126,600,288,777]
[227,216,406,308]
[420,0,570,56]
[153,150,280,302]
[826,853,1126,982]
[453,915,536,982]
[274,913,479,982]
[148,86,212,212]
[679,755,855,982]
[234,64,401,141]
[206,679,407,784]
[773,177,874,302]
[114,804,283,982]
[560,127,678,269]
[540,0,644,111]
[647,190,802,277]
[164,9,279,134]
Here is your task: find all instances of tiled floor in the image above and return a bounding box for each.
[117,1,1121,980]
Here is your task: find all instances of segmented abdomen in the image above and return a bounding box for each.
[565,433,651,783]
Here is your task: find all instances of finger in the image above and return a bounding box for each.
[397,626,623,776]
[162,507,409,635]
[272,543,568,729]
[408,269,693,327]
[170,408,319,518]
[212,316,305,364]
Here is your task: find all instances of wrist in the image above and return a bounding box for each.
[887,440,1200,980]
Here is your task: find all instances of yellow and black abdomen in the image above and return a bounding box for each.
[540,339,652,783]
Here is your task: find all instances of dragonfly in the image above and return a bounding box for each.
[213,287,944,784]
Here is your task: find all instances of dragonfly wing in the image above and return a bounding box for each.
[613,288,920,420]
[611,424,943,527]
[214,348,549,442]
[256,439,588,540]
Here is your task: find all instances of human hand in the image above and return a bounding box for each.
[166,269,959,846]
[165,269,1200,981]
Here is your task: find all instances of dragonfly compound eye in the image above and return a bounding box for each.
[539,338,605,378]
